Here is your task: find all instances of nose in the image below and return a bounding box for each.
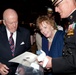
[13,22,17,27]
[12,23,16,27]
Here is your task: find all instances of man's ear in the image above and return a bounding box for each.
[3,20,6,26]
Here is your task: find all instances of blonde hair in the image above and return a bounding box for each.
[36,15,57,30]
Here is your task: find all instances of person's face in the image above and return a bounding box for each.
[54,0,72,18]
[39,21,54,38]
[47,13,52,18]
[3,14,18,33]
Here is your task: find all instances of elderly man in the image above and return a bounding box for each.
[0,8,31,75]
[39,0,76,75]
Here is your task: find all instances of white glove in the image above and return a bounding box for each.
[37,50,48,67]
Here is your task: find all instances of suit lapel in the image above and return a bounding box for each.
[14,28,23,56]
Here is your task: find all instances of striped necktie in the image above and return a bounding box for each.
[9,33,15,56]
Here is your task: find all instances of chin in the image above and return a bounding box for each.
[46,36,49,38]
[61,15,67,18]
[12,30,15,33]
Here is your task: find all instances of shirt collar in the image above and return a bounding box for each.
[67,8,76,24]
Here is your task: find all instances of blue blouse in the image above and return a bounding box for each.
[42,30,65,75]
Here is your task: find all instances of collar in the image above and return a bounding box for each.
[67,9,76,24]
[6,28,16,40]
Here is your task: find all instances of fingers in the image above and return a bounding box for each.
[39,56,52,69]
[0,63,9,75]
[45,56,52,69]
[39,61,43,66]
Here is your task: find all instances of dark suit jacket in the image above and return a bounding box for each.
[0,25,31,75]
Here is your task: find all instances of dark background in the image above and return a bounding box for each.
[0,0,53,23]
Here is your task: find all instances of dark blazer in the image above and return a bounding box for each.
[0,25,31,75]
[52,10,76,75]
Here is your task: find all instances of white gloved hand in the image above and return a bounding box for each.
[37,50,48,67]
[37,50,46,61]
[43,57,48,67]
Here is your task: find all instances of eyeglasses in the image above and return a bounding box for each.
[54,0,63,7]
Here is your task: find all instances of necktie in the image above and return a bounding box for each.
[9,33,15,56]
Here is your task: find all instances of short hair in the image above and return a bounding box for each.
[36,15,57,30]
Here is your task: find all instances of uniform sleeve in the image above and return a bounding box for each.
[52,55,76,73]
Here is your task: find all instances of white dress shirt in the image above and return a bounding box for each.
[6,28,17,47]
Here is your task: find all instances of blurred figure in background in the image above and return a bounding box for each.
[36,30,42,50]
[29,23,36,45]
[47,7,54,19]
[47,7,63,31]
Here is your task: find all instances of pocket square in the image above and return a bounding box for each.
[20,42,25,45]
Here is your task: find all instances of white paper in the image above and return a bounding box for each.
[9,50,48,68]
[9,51,38,67]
